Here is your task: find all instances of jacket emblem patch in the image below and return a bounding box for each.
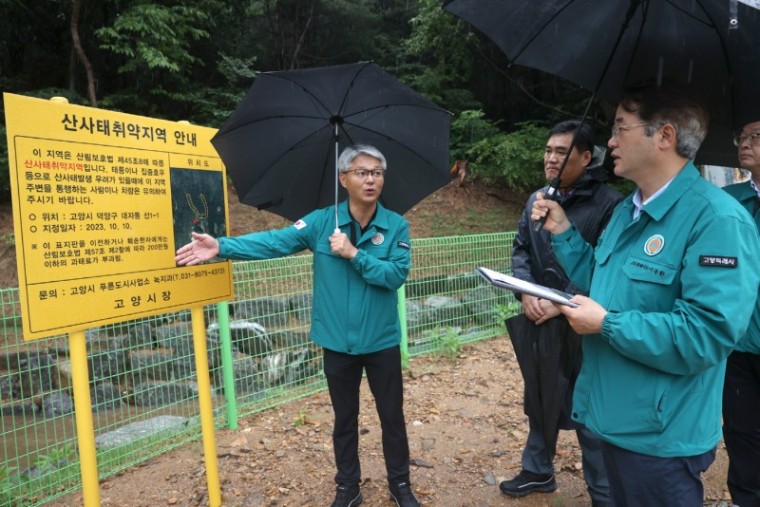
[371,233,384,245]
[293,219,307,230]
[644,234,665,256]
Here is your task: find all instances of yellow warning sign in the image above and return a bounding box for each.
[4,93,234,340]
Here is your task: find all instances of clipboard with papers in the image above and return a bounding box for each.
[476,267,579,308]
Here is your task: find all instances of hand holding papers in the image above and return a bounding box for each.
[477,267,579,308]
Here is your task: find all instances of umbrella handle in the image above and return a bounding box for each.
[532,179,559,232]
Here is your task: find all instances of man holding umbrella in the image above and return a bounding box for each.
[722,120,760,507]
[531,81,760,506]
[503,120,620,505]
[175,144,420,507]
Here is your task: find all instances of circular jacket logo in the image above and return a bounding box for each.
[371,233,384,245]
[644,234,665,256]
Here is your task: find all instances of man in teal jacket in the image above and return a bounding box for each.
[531,82,760,506]
[722,119,760,507]
[176,144,419,507]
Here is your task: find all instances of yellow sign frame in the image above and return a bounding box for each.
[4,93,234,340]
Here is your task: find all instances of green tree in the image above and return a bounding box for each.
[401,0,479,113]
[94,1,220,117]
[449,109,501,162]
[467,121,548,192]
[0,0,624,204]
[238,0,417,71]
[96,4,208,74]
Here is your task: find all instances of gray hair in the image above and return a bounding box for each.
[337,144,387,173]
[620,81,709,160]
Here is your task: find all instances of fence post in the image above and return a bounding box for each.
[216,301,238,429]
[397,284,409,367]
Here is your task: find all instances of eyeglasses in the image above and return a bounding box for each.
[345,169,385,179]
[610,123,650,138]
[733,132,760,147]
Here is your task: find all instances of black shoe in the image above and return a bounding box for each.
[499,470,557,497]
[330,484,363,507]
[389,481,420,507]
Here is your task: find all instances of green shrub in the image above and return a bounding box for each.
[433,327,461,361]
[449,109,502,162]
[467,121,548,192]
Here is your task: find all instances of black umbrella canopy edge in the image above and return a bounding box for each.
[442,0,760,166]
[211,61,453,221]
[214,62,450,139]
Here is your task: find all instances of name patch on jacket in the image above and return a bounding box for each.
[699,255,737,268]
[397,241,410,250]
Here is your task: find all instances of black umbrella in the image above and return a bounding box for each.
[443,0,760,167]
[211,62,452,223]
[506,313,582,461]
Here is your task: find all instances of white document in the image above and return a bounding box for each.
[476,267,579,308]
[738,0,760,11]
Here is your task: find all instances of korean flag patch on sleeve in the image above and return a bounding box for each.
[293,219,307,230]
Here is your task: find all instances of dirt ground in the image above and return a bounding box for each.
[1,181,733,506]
[54,336,732,507]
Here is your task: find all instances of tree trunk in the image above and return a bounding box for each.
[70,0,97,106]
[68,48,76,92]
[289,2,315,69]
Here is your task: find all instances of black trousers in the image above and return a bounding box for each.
[600,441,715,507]
[323,345,410,486]
[723,350,760,507]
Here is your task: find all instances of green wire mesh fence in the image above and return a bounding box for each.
[0,232,515,506]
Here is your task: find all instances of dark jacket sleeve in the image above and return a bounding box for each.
[511,191,542,301]
[510,174,623,296]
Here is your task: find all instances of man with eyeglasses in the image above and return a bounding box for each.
[721,120,760,507]
[500,120,621,506]
[175,144,420,507]
[530,81,760,506]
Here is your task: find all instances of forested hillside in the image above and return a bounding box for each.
[0,0,612,205]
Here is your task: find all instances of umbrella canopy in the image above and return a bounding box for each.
[506,313,582,460]
[444,0,760,167]
[211,62,452,222]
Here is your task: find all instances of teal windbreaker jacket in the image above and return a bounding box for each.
[217,200,411,355]
[552,163,760,458]
[723,180,760,354]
